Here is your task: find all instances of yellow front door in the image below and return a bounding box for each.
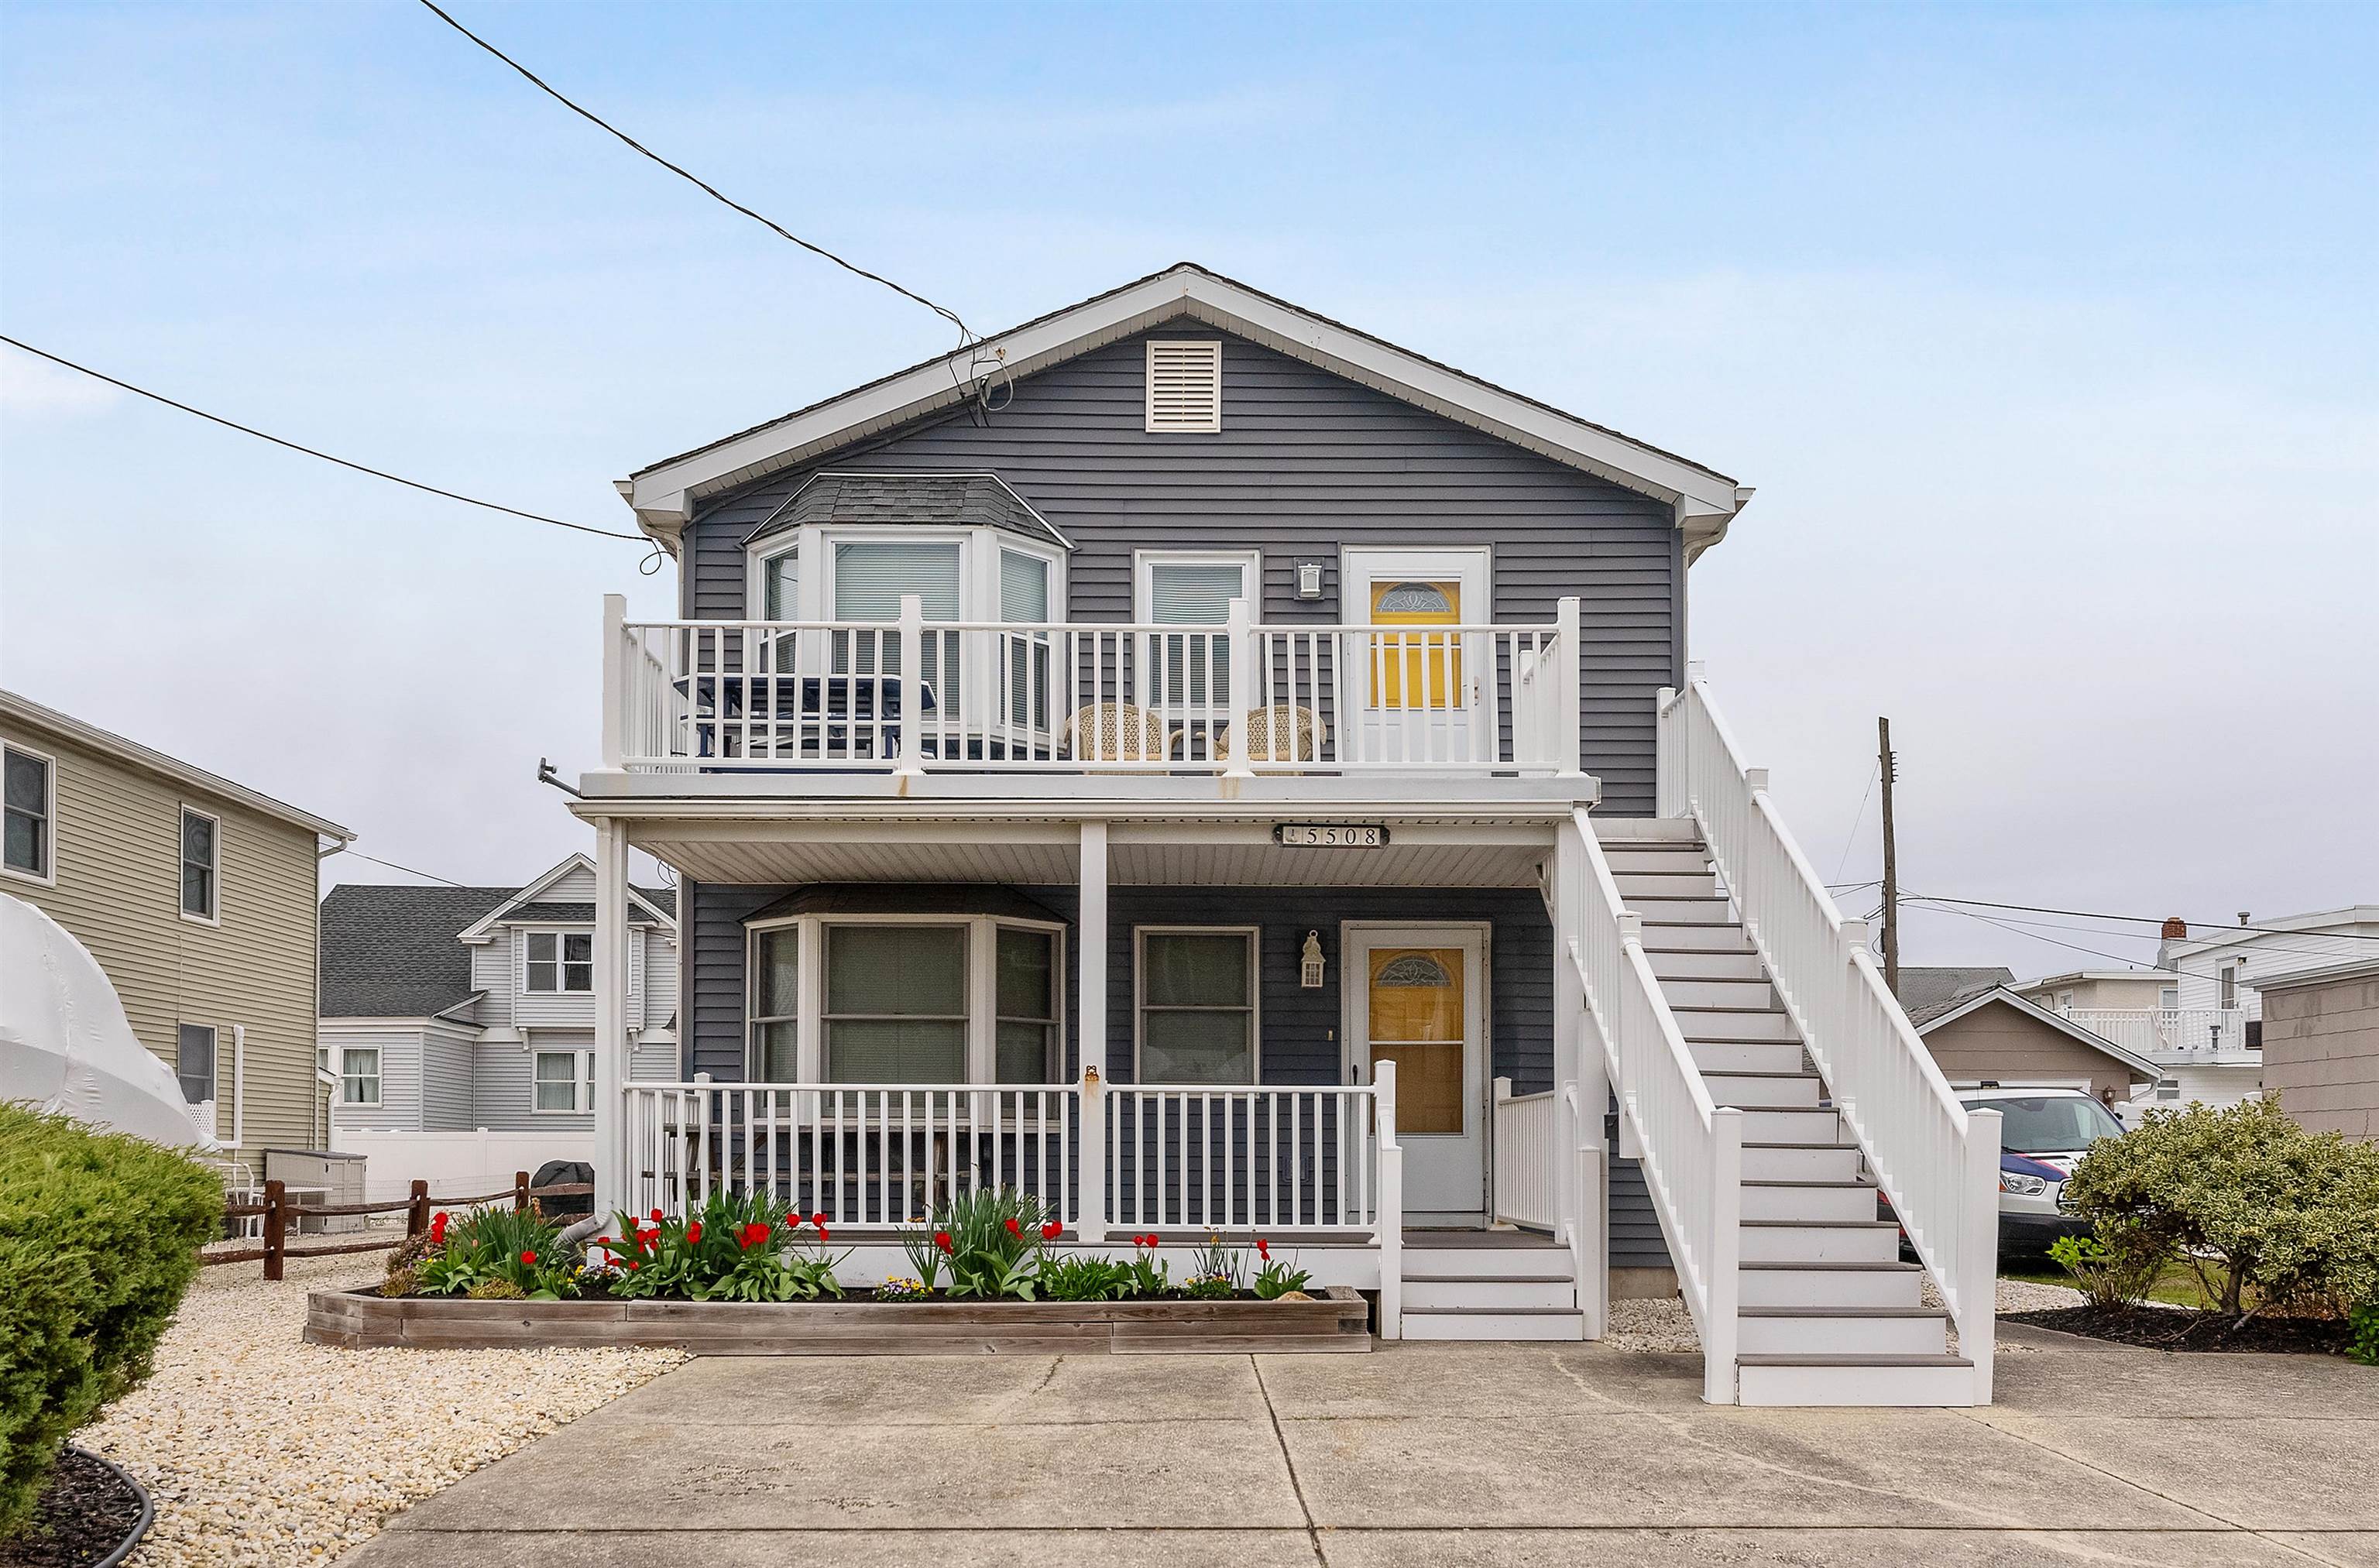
[1368,580,1464,710]
[1367,945,1467,1135]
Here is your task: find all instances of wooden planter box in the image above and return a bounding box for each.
[304,1286,1371,1354]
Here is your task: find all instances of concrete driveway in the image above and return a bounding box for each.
[341,1323,2378,1566]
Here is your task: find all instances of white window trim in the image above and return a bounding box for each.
[743,523,1069,627]
[1145,338,1224,433]
[522,928,596,994]
[341,1046,383,1107]
[1133,925,1262,1086]
[746,534,801,621]
[533,1048,596,1114]
[177,1022,218,1106]
[744,911,1066,1084]
[1131,549,1260,626]
[178,805,220,925]
[2,740,57,887]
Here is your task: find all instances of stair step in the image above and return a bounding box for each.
[1738,1107,1844,1144]
[1735,1354,1978,1408]
[1741,1180,1882,1222]
[1658,976,1780,1007]
[1741,1142,1864,1182]
[1601,846,1711,874]
[1739,1219,1904,1264]
[1627,896,1739,925]
[1402,1307,1585,1342]
[1400,1246,1574,1281]
[1690,1039,1807,1075]
[1739,1260,1924,1309]
[1738,1306,1952,1357]
[1405,1275,1577,1310]
[1640,925,1757,952]
[1674,1008,1799,1041]
[1703,1072,1822,1110]
[1646,950,1768,982]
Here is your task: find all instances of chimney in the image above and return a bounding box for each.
[2161,916,2188,941]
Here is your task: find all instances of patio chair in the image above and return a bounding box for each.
[1215,704,1326,766]
[1062,702,1173,770]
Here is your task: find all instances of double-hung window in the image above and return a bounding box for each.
[996,926,1058,1083]
[750,925,800,1081]
[999,548,1053,732]
[176,1024,217,1105]
[754,541,798,671]
[342,1047,381,1106]
[1137,928,1257,1084]
[534,1049,594,1113]
[824,924,969,1083]
[3,745,53,882]
[832,540,963,705]
[180,808,218,921]
[1137,552,1257,712]
[525,931,593,993]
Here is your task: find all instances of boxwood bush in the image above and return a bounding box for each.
[0,1104,221,1538]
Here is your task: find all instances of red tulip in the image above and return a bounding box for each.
[625,1259,640,1271]
[519,1250,537,1267]
[812,1220,831,1242]
[1041,1220,1062,1240]
[650,1209,664,1223]
[933,1230,953,1254]
[1256,1239,1271,1261]
[1004,1217,1023,1238]
[784,1213,804,1230]
[810,1213,827,1230]
[686,1222,702,1246]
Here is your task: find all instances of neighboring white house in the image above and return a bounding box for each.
[2019,908,2379,1113]
[319,853,678,1198]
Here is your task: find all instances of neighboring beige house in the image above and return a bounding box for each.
[2252,958,2379,1141]
[2,688,353,1164]
[1897,967,2160,1108]
[2014,968,2173,1017]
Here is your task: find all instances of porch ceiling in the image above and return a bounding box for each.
[633,818,1554,889]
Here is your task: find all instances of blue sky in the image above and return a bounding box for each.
[3,1,2373,975]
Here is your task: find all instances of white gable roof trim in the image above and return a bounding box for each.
[1917,986,2164,1082]
[620,264,1751,561]
[454,852,676,945]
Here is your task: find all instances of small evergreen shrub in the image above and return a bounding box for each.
[0,1105,221,1539]
[2061,1097,2379,1322]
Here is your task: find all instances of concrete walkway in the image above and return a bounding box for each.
[341,1323,2378,1566]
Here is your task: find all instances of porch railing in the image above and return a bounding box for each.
[620,1076,1398,1244]
[1490,1077,1559,1230]
[2065,1007,2256,1058]
[1659,671,2000,1402]
[1557,807,1742,1403]
[604,595,1581,777]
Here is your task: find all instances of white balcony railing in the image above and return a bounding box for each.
[603,595,1581,778]
[1490,1078,1559,1230]
[620,1076,1398,1244]
[2064,1007,2257,1058]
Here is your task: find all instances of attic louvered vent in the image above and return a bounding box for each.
[1145,339,1223,433]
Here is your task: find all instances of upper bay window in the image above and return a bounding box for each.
[745,907,1063,1085]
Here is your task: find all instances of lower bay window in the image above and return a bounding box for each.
[747,914,1062,1085]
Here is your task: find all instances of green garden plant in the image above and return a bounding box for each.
[0,1105,221,1538]
[920,1187,1061,1301]
[2061,1097,2379,1323]
[1038,1254,1134,1302]
[1251,1239,1313,1300]
[414,1204,573,1299]
[2044,1228,2166,1310]
[598,1193,846,1302]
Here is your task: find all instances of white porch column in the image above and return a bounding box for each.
[1555,808,1609,1336]
[1076,822,1110,1240]
[592,818,630,1224]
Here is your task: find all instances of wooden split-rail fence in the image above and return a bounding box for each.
[206,1172,596,1281]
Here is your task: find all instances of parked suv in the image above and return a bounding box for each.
[1880,1085,2127,1257]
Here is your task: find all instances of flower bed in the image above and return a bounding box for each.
[316,1187,1371,1353]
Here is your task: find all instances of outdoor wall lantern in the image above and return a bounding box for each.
[1300,930,1327,989]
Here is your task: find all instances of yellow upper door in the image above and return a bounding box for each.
[1368,580,1463,709]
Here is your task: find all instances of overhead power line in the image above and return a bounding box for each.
[324,847,469,887]
[0,336,644,544]
[415,0,974,343]
[1907,892,2379,944]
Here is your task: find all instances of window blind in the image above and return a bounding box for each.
[1146,561,1247,707]
[1000,551,1050,623]
[832,541,962,620]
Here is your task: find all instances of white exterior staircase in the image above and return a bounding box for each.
[1400,1234,1584,1341]
[1611,833,1973,1405]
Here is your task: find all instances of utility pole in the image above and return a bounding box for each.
[1878,716,1900,994]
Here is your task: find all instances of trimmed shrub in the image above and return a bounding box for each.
[2061,1096,2379,1320]
[0,1104,221,1537]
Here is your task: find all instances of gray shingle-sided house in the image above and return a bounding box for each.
[573,263,2007,1405]
[318,854,676,1195]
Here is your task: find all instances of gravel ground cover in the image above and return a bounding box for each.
[74,1253,684,1568]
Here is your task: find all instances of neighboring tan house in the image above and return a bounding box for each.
[2015,969,2171,1019]
[563,262,2013,1406]
[1,688,354,1164]
[2251,958,2379,1142]
[318,854,678,1199]
[1897,967,2158,1110]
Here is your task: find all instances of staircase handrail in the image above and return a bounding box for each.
[1659,674,1999,1398]
[1560,808,1742,1403]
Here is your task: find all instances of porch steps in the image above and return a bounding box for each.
[1602,831,1981,1406]
[1397,1238,1584,1341]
